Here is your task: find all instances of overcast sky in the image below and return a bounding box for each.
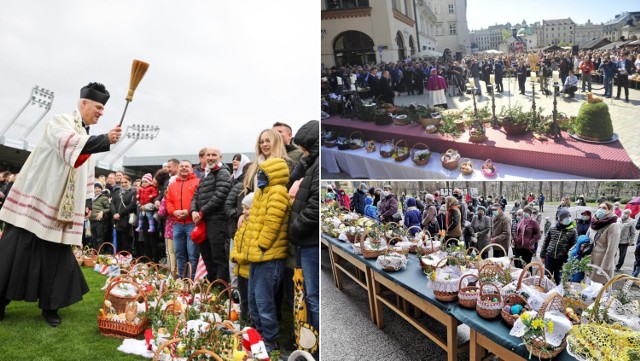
[0,1,318,162]
[467,0,637,30]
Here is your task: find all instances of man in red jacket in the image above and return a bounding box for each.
[166,160,200,279]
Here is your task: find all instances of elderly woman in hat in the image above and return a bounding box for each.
[513,205,541,268]
[587,201,621,283]
[541,208,578,285]
[576,210,592,236]
[470,205,491,253]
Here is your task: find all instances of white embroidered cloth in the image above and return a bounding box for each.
[509,309,573,347]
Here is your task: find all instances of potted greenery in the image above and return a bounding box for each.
[374,108,393,126]
[572,101,614,141]
[501,105,529,135]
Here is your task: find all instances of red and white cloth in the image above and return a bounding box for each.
[242,327,270,361]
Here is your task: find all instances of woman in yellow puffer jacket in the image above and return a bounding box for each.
[244,157,291,352]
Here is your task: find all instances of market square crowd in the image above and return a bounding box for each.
[0,82,320,358]
[322,45,640,110]
[325,184,640,286]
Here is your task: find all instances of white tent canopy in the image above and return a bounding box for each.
[412,49,443,58]
[481,49,503,54]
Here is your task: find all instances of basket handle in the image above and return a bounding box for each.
[349,131,364,140]
[479,282,501,301]
[516,261,545,290]
[394,139,407,148]
[152,338,182,361]
[444,238,461,249]
[405,225,422,236]
[478,243,507,258]
[187,350,224,361]
[536,291,563,320]
[206,279,231,297]
[435,255,462,269]
[97,241,115,255]
[458,273,478,289]
[411,142,430,152]
[590,274,640,323]
[460,158,473,165]
[387,236,405,246]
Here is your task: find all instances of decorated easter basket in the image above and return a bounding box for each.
[458,273,480,309]
[365,140,376,153]
[476,282,504,319]
[430,256,464,302]
[481,159,497,177]
[349,131,365,150]
[379,140,394,158]
[359,229,387,259]
[411,142,432,166]
[501,292,532,327]
[440,149,460,170]
[459,158,474,175]
[376,251,408,272]
[393,139,410,162]
[98,279,149,339]
[519,292,569,359]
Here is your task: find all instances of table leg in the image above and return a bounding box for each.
[365,267,377,325]
[446,315,458,361]
[372,274,384,329]
[469,328,483,361]
[331,251,343,290]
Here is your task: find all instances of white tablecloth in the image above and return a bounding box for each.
[321,144,585,180]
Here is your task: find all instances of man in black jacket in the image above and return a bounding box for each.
[379,70,396,104]
[351,182,367,215]
[190,146,232,282]
[288,120,319,354]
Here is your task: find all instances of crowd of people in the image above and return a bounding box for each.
[0,82,320,358]
[326,184,640,286]
[321,45,640,109]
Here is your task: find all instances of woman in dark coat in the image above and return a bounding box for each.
[110,175,137,253]
[516,58,527,95]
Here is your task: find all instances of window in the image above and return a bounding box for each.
[448,4,454,13]
[436,24,443,36]
[449,23,456,35]
[326,0,370,9]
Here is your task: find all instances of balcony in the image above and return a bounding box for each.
[321,7,372,20]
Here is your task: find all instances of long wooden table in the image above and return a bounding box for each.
[322,233,576,361]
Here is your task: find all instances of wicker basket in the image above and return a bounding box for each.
[501,292,531,327]
[420,253,442,273]
[349,131,365,150]
[503,121,527,135]
[406,226,425,253]
[522,292,567,359]
[478,263,511,288]
[83,247,98,267]
[379,140,394,158]
[383,222,404,242]
[425,124,438,134]
[517,261,556,294]
[459,158,474,175]
[106,277,143,314]
[411,142,432,166]
[464,247,480,269]
[477,243,509,269]
[153,338,225,361]
[468,131,487,143]
[336,136,350,150]
[420,115,441,127]
[365,140,377,153]
[98,279,149,339]
[476,283,503,319]
[432,256,463,302]
[394,114,410,126]
[394,139,409,162]
[589,274,640,324]
[441,149,460,170]
[458,274,479,309]
[415,232,441,256]
[359,229,386,259]
[481,159,497,177]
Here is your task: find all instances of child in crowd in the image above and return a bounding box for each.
[230,192,254,324]
[135,173,158,232]
[364,196,378,220]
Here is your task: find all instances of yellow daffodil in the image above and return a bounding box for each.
[547,321,554,333]
[430,272,436,281]
[531,318,544,330]
[520,312,531,322]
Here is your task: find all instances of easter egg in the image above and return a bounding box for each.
[492,298,498,303]
[511,304,524,315]
[503,305,512,314]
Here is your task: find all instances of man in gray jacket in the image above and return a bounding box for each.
[191,146,232,282]
[490,203,511,258]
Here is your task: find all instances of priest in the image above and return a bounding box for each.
[0,82,122,326]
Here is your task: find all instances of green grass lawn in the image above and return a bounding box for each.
[0,267,297,361]
[0,267,143,361]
